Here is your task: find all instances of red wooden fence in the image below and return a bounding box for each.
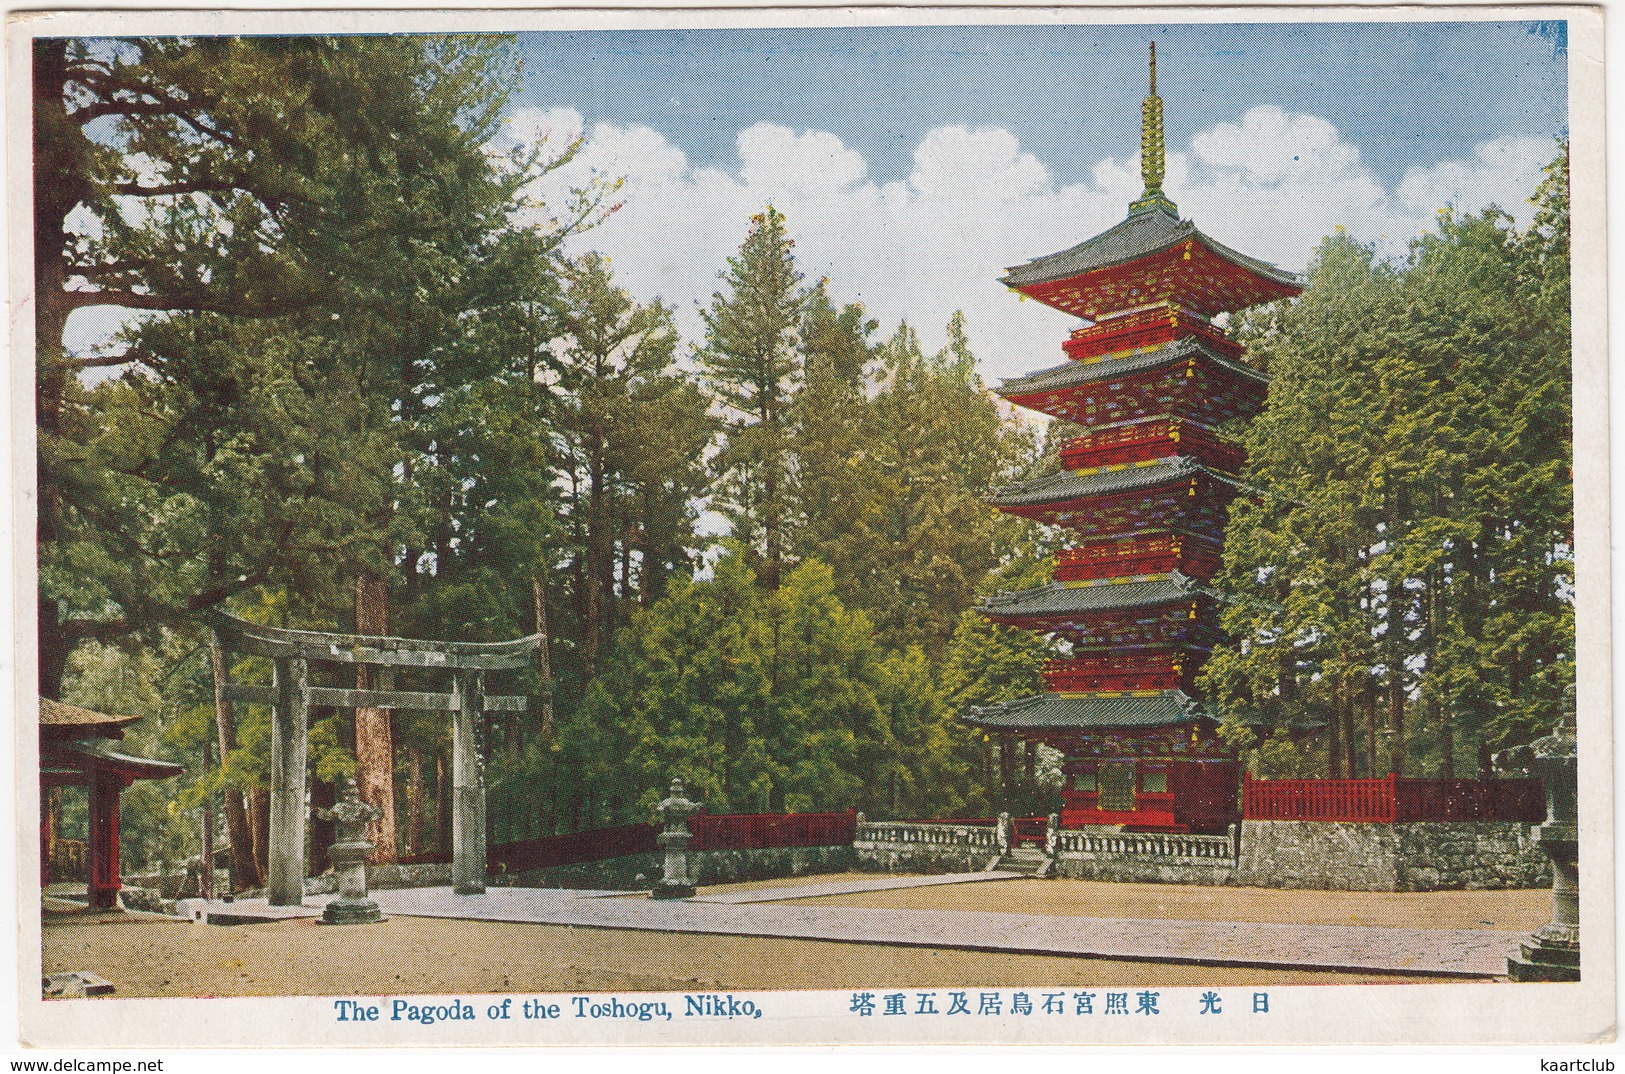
[487,822,659,874]
[689,810,856,851]
[1243,773,1544,823]
[1392,778,1545,822]
[394,810,863,873]
[1011,816,1048,847]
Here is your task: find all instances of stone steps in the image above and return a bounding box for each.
[989,849,1051,877]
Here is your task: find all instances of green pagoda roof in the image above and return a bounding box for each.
[980,572,1216,618]
[989,455,1238,509]
[996,337,1268,399]
[1000,205,1303,292]
[964,689,1211,730]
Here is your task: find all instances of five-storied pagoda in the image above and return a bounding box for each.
[965,45,1302,834]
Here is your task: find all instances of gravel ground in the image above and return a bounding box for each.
[41,875,1547,998]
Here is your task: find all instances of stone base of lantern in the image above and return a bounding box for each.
[1507,924,1581,981]
[320,896,386,926]
[1506,824,1579,981]
[652,825,696,899]
[319,833,386,926]
[1501,935,1579,981]
[651,880,696,900]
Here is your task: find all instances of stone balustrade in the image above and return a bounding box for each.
[859,819,1232,861]
[1056,827,1236,860]
[857,821,999,850]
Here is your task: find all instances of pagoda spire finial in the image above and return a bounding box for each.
[1131,41,1178,217]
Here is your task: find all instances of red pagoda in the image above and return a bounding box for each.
[966,44,1302,834]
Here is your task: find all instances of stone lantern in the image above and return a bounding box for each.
[652,777,702,900]
[1494,714,1578,981]
[315,776,385,925]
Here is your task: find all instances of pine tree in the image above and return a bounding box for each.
[548,252,695,673]
[797,316,1021,657]
[698,207,806,591]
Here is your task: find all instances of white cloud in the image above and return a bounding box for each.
[907,125,1050,203]
[507,109,1558,383]
[1192,105,1362,186]
[1395,135,1553,222]
[738,123,868,193]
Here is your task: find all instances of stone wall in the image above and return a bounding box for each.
[1050,854,1237,885]
[1234,821,1399,890]
[853,842,996,876]
[1236,820,1548,891]
[497,844,856,891]
[1394,821,1549,890]
[856,818,1548,891]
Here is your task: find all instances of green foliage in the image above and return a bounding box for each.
[1206,148,1573,777]
[698,207,806,590]
[59,637,207,873]
[37,34,602,693]
[546,252,709,674]
[796,316,1026,657]
[569,552,991,820]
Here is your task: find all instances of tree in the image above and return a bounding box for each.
[567,551,775,818]
[791,281,879,588]
[796,315,1024,657]
[938,550,1055,813]
[549,252,705,674]
[698,207,806,591]
[33,35,574,697]
[37,33,609,872]
[1205,151,1573,777]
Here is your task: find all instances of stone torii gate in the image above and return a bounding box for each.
[209,611,540,905]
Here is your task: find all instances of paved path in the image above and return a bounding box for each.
[184,884,1521,978]
[689,871,1023,904]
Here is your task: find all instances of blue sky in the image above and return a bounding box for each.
[504,18,1569,382]
[516,22,1566,191]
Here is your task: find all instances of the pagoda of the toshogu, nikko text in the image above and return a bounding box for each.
[964,44,1304,834]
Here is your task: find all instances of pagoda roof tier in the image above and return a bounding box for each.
[964,689,1212,731]
[997,337,1267,401]
[1001,206,1303,319]
[981,571,1218,619]
[989,455,1237,510]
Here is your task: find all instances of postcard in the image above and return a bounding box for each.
[9,4,1612,1051]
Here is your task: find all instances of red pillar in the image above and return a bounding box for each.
[39,783,52,887]
[86,769,123,910]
